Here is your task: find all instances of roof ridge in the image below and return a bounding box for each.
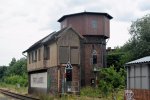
[58,12,113,22]
[23,27,69,53]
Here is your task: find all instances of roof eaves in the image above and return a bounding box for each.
[58,12,113,22]
[125,56,150,65]
[23,31,56,53]
[40,27,68,45]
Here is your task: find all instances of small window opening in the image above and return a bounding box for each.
[92,50,97,64]
[92,20,97,29]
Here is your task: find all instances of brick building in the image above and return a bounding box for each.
[58,12,112,86]
[23,12,112,94]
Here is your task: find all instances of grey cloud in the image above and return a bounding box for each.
[115,12,137,22]
[39,26,51,31]
[72,0,88,4]
[138,1,150,11]
[26,17,38,23]
[39,21,59,31]
[0,9,3,14]
[12,12,29,17]
[67,0,90,6]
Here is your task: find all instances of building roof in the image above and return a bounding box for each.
[125,56,150,65]
[58,12,113,22]
[23,27,83,53]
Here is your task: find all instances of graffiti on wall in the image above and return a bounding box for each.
[31,72,47,88]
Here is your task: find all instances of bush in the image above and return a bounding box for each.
[4,75,28,87]
[98,66,125,98]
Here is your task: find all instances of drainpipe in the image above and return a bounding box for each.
[22,52,30,94]
[22,52,27,57]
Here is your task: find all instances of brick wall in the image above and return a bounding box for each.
[83,43,104,86]
[124,89,150,100]
[57,65,80,93]
[47,67,58,94]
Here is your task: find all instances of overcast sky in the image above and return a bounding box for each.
[0,0,150,65]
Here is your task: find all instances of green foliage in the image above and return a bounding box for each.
[107,52,124,71]
[122,14,150,60]
[4,74,28,87]
[9,58,16,67]
[0,66,7,81]
[0,57,28,87]
[107,47,131,71]
[98,66,125,98]
[5,58,27,76]
[80,86,101,97]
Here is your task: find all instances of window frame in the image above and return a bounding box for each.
[44,46,50,60]
[38,49,41,61]
[59,46,79,64]
[92,19,98,29]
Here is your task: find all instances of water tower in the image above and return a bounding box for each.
[58,12,113,86]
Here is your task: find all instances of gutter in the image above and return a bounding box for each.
[22,52,27,57]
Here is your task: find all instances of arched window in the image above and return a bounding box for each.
[92,50,97,64]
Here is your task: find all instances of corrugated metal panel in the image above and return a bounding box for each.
[126,56,150,65]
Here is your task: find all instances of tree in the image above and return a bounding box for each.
[122,14,150,60]
[2,57,28,86]
[9,58,16,67]
[6,57,27,76]
[0,66,7,81]
[107,47,129,71]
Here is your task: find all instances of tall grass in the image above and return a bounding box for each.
[0,82,27,94]
[0,83,124,100]
[80,86,101,98]
[38,94,55,100]
[80,86,124,100]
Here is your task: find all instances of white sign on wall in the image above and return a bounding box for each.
[30,72,47,88]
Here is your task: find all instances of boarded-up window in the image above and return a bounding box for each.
[34,50,37,62]
[28,53,31,64]
[32,51,34,63]
[59,46,69,64]
[38,49,41,61]
[71,47,79,64]
[44,46,50,60]
[31,50,37,62]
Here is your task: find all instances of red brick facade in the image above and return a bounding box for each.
[124,89,150,100]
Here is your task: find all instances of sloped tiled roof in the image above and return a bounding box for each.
[23,27,83,53]
[125,56,150,65]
